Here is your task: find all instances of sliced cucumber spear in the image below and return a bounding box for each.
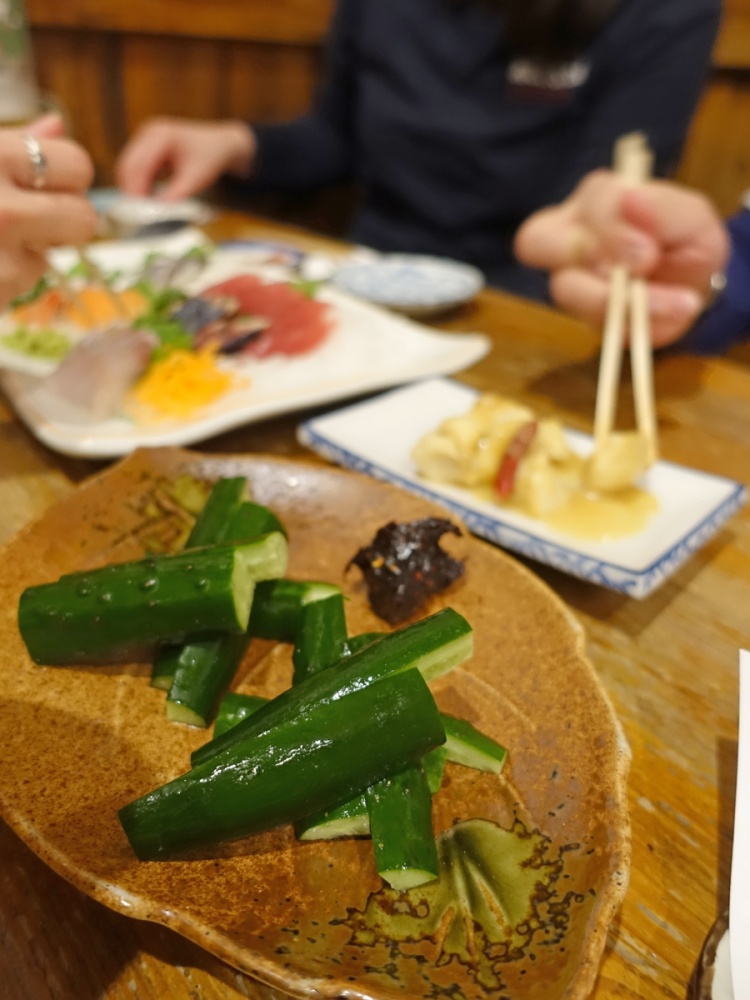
[151,476,249,690]
[367,764,439,890]
[164,501,290,727]
[212,696,496,787]
[212,691,268,737]
[297,794,371,841]
[293,616,445,845]
[18,535,286,666]
[225,500,287,542]
[291,592,348,683]
[183,476,250,548]
[180,583,346,731]
[191,606,473,768]
[119,668,446,860]
[442,714,508,774]
[297,746,447,842]
[164,630,253,728]
[344,631,386,656]
[248,578,343,642]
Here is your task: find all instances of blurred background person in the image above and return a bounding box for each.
[0,114,96,308]
[115,0,721,299]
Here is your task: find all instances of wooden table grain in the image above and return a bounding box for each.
[1,212,747,1000]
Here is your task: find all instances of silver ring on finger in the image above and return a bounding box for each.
[22,134,48,190]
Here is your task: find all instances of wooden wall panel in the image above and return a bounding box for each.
[117,35,322,142]
[120,36,229,126]
[715,0,750,68]
[675,0,750,216]
[29,28,324,188]
[225,43,322,123]
[676,74,750,218]
[25,0,334,45]
[31,29,126,184]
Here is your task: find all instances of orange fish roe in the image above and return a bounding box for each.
[129,347,240,419]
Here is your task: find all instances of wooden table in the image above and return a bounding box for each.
[1,212,747,1000]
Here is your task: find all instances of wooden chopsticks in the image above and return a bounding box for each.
[593,132,658,464]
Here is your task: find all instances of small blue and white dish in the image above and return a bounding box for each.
[297,377,747,599]
[332,254,484,316]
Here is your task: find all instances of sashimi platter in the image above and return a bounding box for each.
[0,230,489,458]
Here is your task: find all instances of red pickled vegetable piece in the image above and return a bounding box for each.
[494,421,538,498]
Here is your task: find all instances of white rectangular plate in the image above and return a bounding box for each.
[0,235,490,458]
[297,377,747,598]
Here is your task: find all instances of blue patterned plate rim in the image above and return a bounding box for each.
[332,254,485,309]
[296,378,747,599]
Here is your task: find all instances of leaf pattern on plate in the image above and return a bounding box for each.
[344,817,585,993]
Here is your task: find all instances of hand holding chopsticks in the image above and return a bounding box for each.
[593,133,659,468]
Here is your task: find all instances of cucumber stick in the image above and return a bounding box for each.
[210,630,391,740]
[166,580,346,734]
[248,578,343,642]
[164,502,290,726]
[119,668,446,860]
[297,794,370,840]
[213,702,481,792]
[297,746,447,841]
[442,714,508,773]
[191,607,472,768]
[291,605,362,840]
[152,477,251,690]
[185,477,250,548]
[291,592,348,683]
[228,501,287,541]
[213,691,268,737]
[164,629,252,727]
[344,631,386,656]
[18,536,285,665]
[367,764,439,890]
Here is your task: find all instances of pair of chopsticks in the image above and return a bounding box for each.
[593,132,658,464]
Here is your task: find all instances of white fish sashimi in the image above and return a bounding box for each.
[27,326,157,424]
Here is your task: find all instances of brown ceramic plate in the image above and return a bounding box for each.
[0,448,630,1000]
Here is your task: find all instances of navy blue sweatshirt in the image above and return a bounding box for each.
[680,208,750,354]
[249,0,721,298]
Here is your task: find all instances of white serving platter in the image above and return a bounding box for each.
[0,235,490,458]
[297,377,747,598]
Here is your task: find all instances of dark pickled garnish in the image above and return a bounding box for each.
[347,518,464,625]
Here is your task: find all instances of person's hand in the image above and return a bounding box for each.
[115,117,257,201]
[514,170,729,347]
[0,114,96,307]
